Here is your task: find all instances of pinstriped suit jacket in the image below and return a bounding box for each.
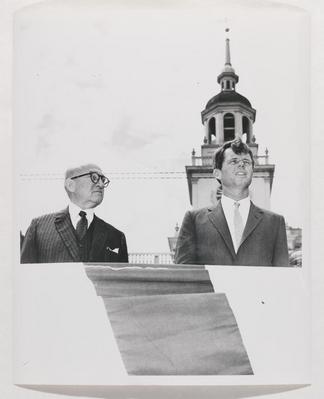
[174,201,289,267]
[20,208,128,264]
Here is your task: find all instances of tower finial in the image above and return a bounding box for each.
[217,27,238,90]
[225,28,231,66]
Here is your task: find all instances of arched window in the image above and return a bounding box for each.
[208,117,216,143]
[224,113,235,141]
[242,116,251,142]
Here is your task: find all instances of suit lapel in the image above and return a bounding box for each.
[207,203,236,259]
[89,216,109,260]
[54,208,80,261]
[239,202,264,248]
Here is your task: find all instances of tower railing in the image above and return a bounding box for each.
[255,154,269,165]
[191,153,270,166]
[191,155,213,166]
[129,252,174,264]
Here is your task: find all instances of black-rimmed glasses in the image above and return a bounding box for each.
[71,172,110,187]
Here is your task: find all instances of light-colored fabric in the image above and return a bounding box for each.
[221,195,250,251]
[85,264,214,297]
[103,292,253,375]
[85,263,253,375]
[233,202,244,251]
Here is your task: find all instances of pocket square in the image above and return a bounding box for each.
[106,246,119,254]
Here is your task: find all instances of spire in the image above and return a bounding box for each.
[225,28,231,66]
[217,28,239,90]
[223,28,234,71]
[225,38,231,66]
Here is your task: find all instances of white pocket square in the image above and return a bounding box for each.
[106,246,119,253]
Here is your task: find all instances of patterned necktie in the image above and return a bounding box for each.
[233,202,244,249]
[76,211,88,241]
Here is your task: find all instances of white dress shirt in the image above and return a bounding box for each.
[220,195,251,253]
[68,202,94,230]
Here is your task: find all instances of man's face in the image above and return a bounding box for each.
[71,166,105,209]
[215,148,253,192]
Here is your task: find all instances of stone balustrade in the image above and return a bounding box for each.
[129,252,173,264]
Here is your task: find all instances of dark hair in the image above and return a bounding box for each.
[213,138,254,170]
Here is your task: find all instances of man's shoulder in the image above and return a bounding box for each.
[31,209,68,224]
[186,202,285,221]
[184,205,219,220]
[94,215,125,236]
[251,202,285,220]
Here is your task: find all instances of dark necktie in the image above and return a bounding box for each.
[76,211,88,241]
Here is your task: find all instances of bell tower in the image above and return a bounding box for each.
[186,29,275,210]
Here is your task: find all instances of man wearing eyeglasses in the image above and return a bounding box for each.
[20,164,128,264]
[175,139,289,266]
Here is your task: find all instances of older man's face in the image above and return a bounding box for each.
[72,166,105,209]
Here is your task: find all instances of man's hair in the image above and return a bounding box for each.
[64,163,101,180]
[64,163,102,198]
[213,138,255,170]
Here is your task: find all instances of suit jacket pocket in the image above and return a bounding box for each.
[105,248,120,262]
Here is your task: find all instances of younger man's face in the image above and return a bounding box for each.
[215,148,253,191]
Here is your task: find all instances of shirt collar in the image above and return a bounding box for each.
[68,202,95,229]
[222,193,250,204]
[221,194,251,213]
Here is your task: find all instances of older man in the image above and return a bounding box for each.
[175,139,289,266]
[21,164,128,263]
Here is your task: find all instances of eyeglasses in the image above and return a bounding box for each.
[71,172,110,187]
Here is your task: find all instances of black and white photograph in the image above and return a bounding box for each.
[16,4,306,268]
[13,0,311,390]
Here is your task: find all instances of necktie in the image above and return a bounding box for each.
[233,202,244,250]
[76,211,88,241]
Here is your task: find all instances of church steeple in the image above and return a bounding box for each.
[201,28,255,146]
[217,31,239,91]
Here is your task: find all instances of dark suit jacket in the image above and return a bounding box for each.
[20,208,128,264]
[174,202,289,267]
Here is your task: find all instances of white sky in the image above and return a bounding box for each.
[15,0,309,252]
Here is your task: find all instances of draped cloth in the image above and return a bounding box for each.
[85,263,253,375]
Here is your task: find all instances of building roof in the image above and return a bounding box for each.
[205,90,252,110]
